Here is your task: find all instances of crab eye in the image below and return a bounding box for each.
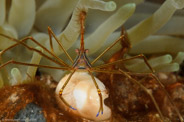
[75,49,80,54]
[85,49,89,53]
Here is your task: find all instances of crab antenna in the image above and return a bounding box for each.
[79,11,87,52]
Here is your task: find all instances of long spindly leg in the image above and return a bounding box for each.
[0,34,70,67]
[102,50,183,121]
[118,69,165,120]
[88,70,103,117]
[59,69,76,110]
[108,27,131,64]
[91,25,131,66]
[92,68,183,121]
[0,59,71,84]
[0,39,67,84]
[94,54,154,73]
[0,60,71,71]
[91,35,124,65]
[1,42,63,68]
[91,68,120,74]
[47,27,74,63]
[127,72,184,122]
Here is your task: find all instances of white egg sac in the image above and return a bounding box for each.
[55,71,111,121]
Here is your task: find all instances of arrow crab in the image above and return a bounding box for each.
[0,0,184,121]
